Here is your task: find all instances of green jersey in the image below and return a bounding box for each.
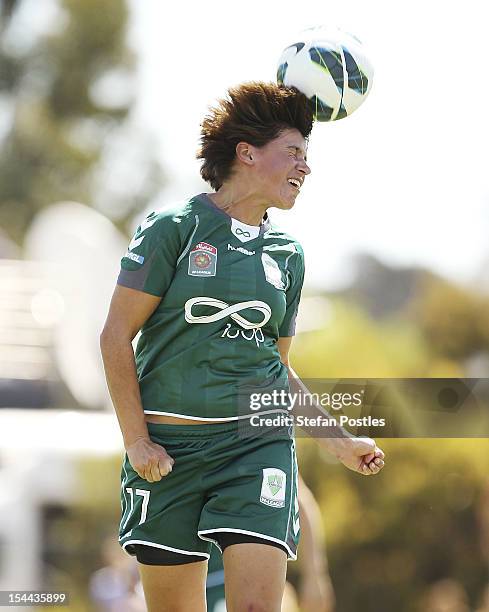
[117,193,304,420]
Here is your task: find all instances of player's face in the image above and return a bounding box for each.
[253,128,311,210]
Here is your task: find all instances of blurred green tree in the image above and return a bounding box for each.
[292,297,431,378]
[295,438,489,612]
[0,0,164,243]
[411,277,489,361]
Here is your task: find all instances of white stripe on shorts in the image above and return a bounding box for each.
[122,539,210,559]
[197,528,297,560]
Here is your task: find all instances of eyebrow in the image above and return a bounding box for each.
[287,145,308,161]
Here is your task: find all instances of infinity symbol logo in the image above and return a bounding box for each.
[234,227,251,238]
[184,297,271,329]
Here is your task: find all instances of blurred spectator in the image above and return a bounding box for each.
[281,581,300,612]
[476,583,489,612]
[89,537,145,612]
[420,578,470,612]
[477,478,489,564]
[296,474,335,612]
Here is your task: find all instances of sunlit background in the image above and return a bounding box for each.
[1,1,489,610]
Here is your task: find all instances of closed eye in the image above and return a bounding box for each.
[288,146,307,162]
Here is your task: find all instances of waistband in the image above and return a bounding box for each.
[146,420,239,437]
[146,417,293,439]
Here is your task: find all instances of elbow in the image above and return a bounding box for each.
[99,324,121,354]
[100,322,135,353]
[278,350,290,368]
[99,326,111,355]
[280,356,291,369]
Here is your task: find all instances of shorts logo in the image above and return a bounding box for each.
[188,242,217,276]
[260,468,286,508]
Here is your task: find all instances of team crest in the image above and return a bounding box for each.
[188,242,217,276]
[260,468,286,508]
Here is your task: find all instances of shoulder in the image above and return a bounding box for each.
[120,198,201,282]
[130,197,204,251]
[135,197,200,235]
[263,223,305,265]
[264,219,302,246]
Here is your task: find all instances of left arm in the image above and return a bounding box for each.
[277,337,385,476]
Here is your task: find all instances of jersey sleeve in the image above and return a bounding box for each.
[117,210,182,297]
[278,244,305,337]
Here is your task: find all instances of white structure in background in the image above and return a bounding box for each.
[23,201,128,409]
[0,410,122,595]
[0,202,130,604]
[0,259,61,405]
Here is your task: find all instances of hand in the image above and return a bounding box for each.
[332,436,385,476]
[299,573,336,612]
[126,437,175,482]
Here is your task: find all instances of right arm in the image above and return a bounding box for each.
[100,284,174,483]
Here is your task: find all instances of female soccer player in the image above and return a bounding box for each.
[100,82,384,612]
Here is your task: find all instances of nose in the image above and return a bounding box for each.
[297,158,311,176]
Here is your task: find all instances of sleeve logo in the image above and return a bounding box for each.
[128,235,144,251]
[123,215,158,265]
[124,251,145,264]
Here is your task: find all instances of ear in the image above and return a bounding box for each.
[236,142,255,165]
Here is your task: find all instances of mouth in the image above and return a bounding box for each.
[287,178,301,191]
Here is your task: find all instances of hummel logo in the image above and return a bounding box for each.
[129,235,144,251]
[140,216,157,232]
[127,216,157,252]
[228,244,255,256]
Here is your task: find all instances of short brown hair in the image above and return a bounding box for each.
[197,81,314,190]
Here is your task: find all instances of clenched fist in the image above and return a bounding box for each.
[126,437,175,483]
[332,436,385,476]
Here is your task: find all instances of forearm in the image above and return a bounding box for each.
[100,331,149,449]
[286,364,352,458]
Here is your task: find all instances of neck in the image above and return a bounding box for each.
[208,187,268,226]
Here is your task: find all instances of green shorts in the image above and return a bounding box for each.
[119,420,300,561]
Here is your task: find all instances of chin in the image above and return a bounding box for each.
[272,201,294,212]
[282,196,298,210]
[269,190,298,211]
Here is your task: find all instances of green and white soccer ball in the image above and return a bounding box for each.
[277,26,374,121]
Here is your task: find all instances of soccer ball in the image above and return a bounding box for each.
[277,26,374,121]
